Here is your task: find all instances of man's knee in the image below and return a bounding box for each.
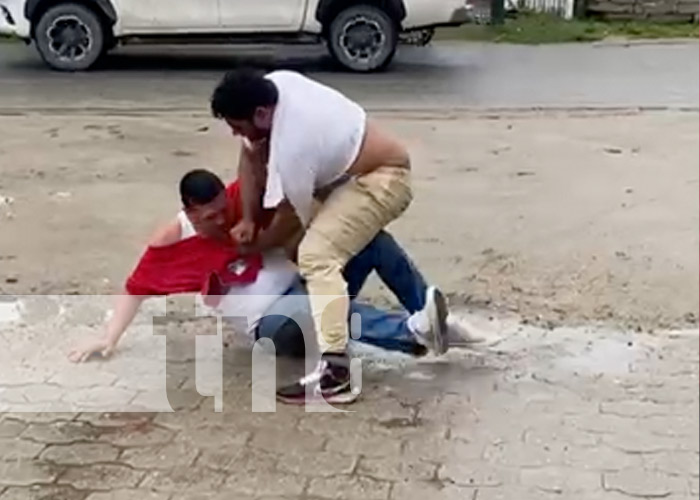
[256,315,307,359]
[298,233,344,279]
[363,230,395,253]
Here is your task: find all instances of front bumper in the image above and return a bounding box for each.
[0,0,31,39]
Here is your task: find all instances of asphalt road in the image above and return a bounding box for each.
[0,39,697,111]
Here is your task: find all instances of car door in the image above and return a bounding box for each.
[114,0,219,32]
[218,0,307,31]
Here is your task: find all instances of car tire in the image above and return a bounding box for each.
[34,3,105,71]
[327,4,398,73]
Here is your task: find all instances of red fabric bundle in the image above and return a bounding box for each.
[125,181,264,306]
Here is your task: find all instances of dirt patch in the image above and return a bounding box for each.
[0,111,697,330]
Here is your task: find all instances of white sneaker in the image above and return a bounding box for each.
[408,286,449,355]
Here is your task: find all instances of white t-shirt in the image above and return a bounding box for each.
[261,70,367,226]
[178,212,298,333]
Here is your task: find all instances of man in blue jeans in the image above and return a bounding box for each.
[256,230,458,359]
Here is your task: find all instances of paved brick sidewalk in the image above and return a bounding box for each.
[0,297,697,499]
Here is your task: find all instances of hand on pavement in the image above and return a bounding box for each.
[68,337,115,363]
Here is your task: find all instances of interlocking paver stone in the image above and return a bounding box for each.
[169,490,254,500]
[358,456,436,482]
[0,461,59,487]
[439,461,518,487]
[250,429,324,454]
[84,490,171,500]
[0,439,45,460]
[522,425,600,448]
[519,466,602,495]
[0,421,27,439]
[307,475,391,500]
[0,485,88,500]
[139,466,226,493]
[20,422,99,444]
[297,414,373,438]
[602,432,686,454]
[639,415,700,440]
[57,464,144,491]
[603,469,689,498]
[482,442,567,468]
[196,447,276,473]
[600,400,674,418]
[223,470,307,497]
[120,442,198,469]
[403,436,482,463]
[565,414,640,436]
[172,425,249,450]
[99,426,174,448]
[40,443,119,465]
[643,451,700,478]
[74,412,158,429]
[276,451,356,478]
[563,444,644,471]
[130,389,203,412]
[390,480,477,500]
[0,314,696,500]
[48,370,118,389]
[169,494,255,500]
[6,414,77,425]
[472,487,595,499]
[325,434,402,458]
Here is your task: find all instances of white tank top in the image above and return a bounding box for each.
[177,211,197,239]
[262,71,367,226]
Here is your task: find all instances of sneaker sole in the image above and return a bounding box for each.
[426,286,449,355]
[276,378,360,405]
[276,391,359,405]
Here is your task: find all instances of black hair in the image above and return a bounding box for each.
[179,169,225,208]
[210,68,279,121]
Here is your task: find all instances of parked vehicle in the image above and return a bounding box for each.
[0,0,474,72]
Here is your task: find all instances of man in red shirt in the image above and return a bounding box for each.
[70,170,476,367]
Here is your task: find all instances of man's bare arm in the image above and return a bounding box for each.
[148,218,182,247]
[233,142,269,244]
[69,218,181,363]
[245,200,302,256]
[239,146,264,221]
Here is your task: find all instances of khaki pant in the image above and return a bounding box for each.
[298,166,413,353]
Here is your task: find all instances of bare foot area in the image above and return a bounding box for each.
[0,109,697,331]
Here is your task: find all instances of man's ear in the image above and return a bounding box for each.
[253,106,273,128]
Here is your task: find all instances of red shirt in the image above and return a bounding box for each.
[125,181,267,306]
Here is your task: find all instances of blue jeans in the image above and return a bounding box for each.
[255,231,429,357]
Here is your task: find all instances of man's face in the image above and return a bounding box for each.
[225,106,274,143]
[184,192,234,241]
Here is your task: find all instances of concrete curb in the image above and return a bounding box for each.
[0,105,697,118]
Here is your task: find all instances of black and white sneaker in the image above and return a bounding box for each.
[426,286,449,355]
[276,353,359,405]
[408,286,449,356]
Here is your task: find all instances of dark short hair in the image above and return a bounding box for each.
[210,69,279,121]
[180,169,225,208]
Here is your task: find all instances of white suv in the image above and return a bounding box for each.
[0,0,473,72]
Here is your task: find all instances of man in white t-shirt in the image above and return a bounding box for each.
[68,170,468,365]
[211,69,434,404]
